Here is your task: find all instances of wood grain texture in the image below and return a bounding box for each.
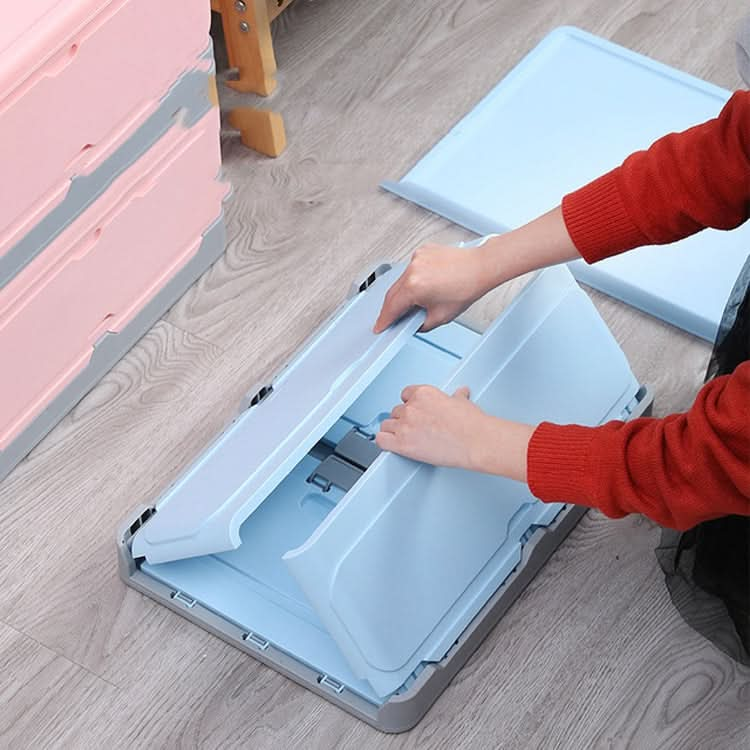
[0,622,120,749]
[2,1,749,748]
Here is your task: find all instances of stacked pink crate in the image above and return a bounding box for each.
[0,1,230,480]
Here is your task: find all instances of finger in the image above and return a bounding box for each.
[401,385,419,402]
[390,404,406,419]
[375,430,398,452]
[454,386,471,400]
[373,277,411,333]
[373,280,402,333]
[379,418,399,434]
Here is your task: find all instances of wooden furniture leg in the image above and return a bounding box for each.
[228,107,287,157]
[217,0,277,95]
[211,0,290,157]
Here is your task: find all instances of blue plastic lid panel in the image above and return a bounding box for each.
[132,265,426,564]
[283,265,640,697]
[381,26,750,341]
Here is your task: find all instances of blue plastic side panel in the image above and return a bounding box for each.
[283,265,639,697]
[132,265,426,564]
[381,26,750,341]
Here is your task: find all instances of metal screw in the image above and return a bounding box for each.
[234,0,247,11]
[239,20,250,32]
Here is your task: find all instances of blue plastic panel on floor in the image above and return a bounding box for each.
[381,26,750,341]
[284,265,640,697]
[132,264,425,564]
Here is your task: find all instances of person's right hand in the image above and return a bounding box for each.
[373,242,491,333]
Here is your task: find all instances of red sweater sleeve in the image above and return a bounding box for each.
[527,90,750,530]
[562,90,750,262]
[528,363,750,530]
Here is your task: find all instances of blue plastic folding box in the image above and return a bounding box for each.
[118,255,652,732]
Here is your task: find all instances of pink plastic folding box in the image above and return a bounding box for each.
[0,106,229,456]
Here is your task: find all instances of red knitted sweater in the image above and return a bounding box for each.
[527,91,750,530]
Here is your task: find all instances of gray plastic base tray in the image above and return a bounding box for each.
[0,214,227,483]
[0,45,216,288]
[118,371,652,731]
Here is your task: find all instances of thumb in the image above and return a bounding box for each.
[454,386,471,400]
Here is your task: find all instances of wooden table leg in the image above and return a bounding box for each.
[228,107,287,157]
[218,0,277,95]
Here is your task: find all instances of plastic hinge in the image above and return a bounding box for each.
[307,455,362,493]
[171,591,197,608]
[238,383,274,414]
[318,674,345,694]
[358,271,378,293]
[249,385,273,408]
[334,428,381,470]
[349,263,392,298]
[243,632,270,651]
[619,392,642,420]
[128,507,156,538]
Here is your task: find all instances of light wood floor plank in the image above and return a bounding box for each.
[0,621,120,749]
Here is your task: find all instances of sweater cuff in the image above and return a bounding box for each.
[527,422,599,507]
[562,169,650,263]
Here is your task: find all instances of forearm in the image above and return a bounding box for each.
[475,92,750,294]
[527,363,750,530]
[559,91,750,263]
[470,415,535,483]
[474,207,582,293]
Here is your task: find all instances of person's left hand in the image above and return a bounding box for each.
[375,385,533,481]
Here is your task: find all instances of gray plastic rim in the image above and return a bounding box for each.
[0,213,228,483]
[116,371,653,732]
[0,44,216,288]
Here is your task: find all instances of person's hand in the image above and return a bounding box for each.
[373,208,581,334]
[373,243,491,333]
[375,385,534,481]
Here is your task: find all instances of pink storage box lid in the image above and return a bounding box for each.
[0,0,211,262]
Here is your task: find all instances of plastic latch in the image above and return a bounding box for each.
[171,591,196,608]
[318,674,345,694]
[243,632,270,651]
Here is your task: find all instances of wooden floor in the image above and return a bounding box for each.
[2,1,749,748]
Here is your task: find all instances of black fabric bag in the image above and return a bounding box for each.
[656,256,750,664]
